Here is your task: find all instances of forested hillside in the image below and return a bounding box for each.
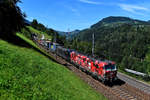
[69,16,150,75]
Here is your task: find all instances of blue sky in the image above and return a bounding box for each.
[18,0,150,31]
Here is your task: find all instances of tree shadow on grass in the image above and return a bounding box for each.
[0,34,57,62]
[0,34,32,48]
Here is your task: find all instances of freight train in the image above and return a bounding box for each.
[33,35,118,83]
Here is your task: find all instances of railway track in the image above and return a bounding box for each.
[118,72,150,94]
[35,41,150,100]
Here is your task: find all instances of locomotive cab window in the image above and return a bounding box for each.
[111,65,116,70]
[104,64,116,71]
[104,65,111,71]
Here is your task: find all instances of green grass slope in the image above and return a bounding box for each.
[20,26,52,40]
[0,37,107,100]
[27,26,52,39]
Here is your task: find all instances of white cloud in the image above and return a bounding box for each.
[64,5,81,16]
[70,8,80,16]
[118,4,149,14]
[78,0,149,15]
[78,0,102,5]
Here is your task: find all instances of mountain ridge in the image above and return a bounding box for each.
[91,16,150,29]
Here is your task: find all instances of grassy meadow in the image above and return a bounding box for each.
[0,33,107,100]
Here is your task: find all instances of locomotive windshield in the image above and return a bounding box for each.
[104,64,116,71]
[111,65,116,70]
[104,65,111,71]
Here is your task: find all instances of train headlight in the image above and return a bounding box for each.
[88,63,91,66]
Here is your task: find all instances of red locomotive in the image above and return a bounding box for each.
[34,35,118,83]
[71,51,117,83]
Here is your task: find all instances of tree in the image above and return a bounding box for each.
[31,19,38,29]
[0,0,25,37]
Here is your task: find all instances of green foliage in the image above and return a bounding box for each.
[31,19,47,32]
[19,26,52,40]
[30,19,57,38]
[75,41,92,54]
[30,19,60,42]
[0,0,25,37]
[0,35,107,100]
[120,56,128,70]
[31,19,38,29]
[143,75,150,81]
[20,27,31,39]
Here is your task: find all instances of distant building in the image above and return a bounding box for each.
[41,34,45,40]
